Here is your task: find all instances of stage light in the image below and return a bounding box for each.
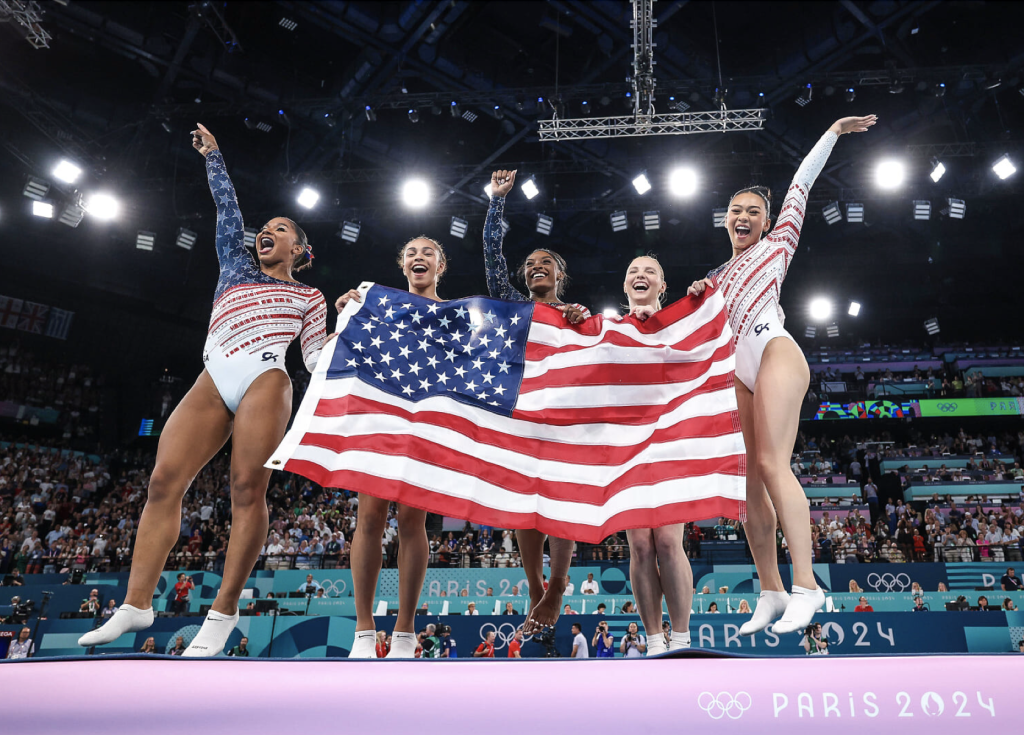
[279,17,297,31]
[993,154,1017,180]
[256,121,272,133]
[493,105,504,119]
[297,188,320,209]
[848,301,861,317]
[875,160,905,189]
[712,208,727,228]
[643,211,660,230]
[402,179,430,209]
[668,167,697,197]
[536,214,553,236]
[822,202,842,225]
[244,228,257,248]
[809,298,832,322]
[930,161,946,182]
[603,307,619,318]
[521,178,539,200]
[86,193,119,220]
[450,216,469,239]
[671,99,690,113]
[804,326,817,339]
[845,203,864,223]
[845,87,856,102]
[461,109,478,123]
[339,221,360,243]
[58,196,85,228]
[176,228,197,250]
[610,211,628,232]
[484,183,493,197]
[278,109,290,125]
[888,80,905,94]
[450,101,460,118]
[323,113,336,128]
[924,318,940,336]
[431,104,442,116]
[32,200,53,218]
[795,83,812,107]
[913,201,931,220]
[22,176,49,201]
[408,109,419,123]
[827,324,840,339]
[933,82,945,98]
[947,198,966,219]
[632,173,651,195]
[53,160,82,184]
[136,231,156,251]
[364,106,376,122]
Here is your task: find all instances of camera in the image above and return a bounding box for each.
[10,599,35,625]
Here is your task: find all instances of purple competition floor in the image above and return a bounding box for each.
[1,652,1018,733]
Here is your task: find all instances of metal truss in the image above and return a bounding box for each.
[0,0,51,49]
[630,0,656,118]
[539,109,766,141]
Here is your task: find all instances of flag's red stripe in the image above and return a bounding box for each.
[529,287,713,334]
[313,393,739,465]
[525,309,729,361]
[521,341,734,392]
[282,461,741,544]
[295,429,742,504]
[512,372,736,425]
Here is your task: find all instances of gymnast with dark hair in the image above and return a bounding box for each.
[333,235,448,658]
[687,115,877,635]
[79,123,327,656]
[482,169,588,634]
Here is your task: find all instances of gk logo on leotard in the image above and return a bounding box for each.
[754,323,770,336]
[261,352,278,362]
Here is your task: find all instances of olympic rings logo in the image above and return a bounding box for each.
[479,622,528,649]
[936,403,958,412]
[317,579,348,596]
[697,692,752,720]
[866,572,911,591]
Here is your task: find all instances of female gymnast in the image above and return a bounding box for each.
[333,236,447,658]
[79,124,327,656]
[614,254,694,654]
[688,115,876,635]
[483,169,588,634]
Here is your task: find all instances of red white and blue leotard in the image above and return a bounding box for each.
[201,149,327,412]
[706,131,838,390]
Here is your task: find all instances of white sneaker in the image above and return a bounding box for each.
[349,630,377,659]
[739,590,790,636]
[773,586,825,634]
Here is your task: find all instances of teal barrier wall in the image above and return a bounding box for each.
[881,457,973,471]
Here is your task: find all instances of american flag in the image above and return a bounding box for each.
[268,283,745,542]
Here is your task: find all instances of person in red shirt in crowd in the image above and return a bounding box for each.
[171,573,194,615]
[474,631,496,658]
[854,596,874,612]
[507,629,523,659]
[375,631,389,658]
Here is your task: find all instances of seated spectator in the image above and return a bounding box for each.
[169,636,187,656]
[1002,598,1018,612]
[101,599,117,618]
[580,573,599,595]
[854,596,874,612]
[502,602,517,615]
[620,600,635,614]
[562,603,577,616]
[737,599,752,614]
[465,602,479,616]
[976,595,992,611]
[226,636,251,657]
[706,602,720,613]
[139,637,157,654]
[1001,567,1023,591]
[912,596,928,612]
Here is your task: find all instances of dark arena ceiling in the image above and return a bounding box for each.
[1,0,1023,376]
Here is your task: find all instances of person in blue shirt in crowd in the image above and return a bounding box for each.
[592,621,614,658]
[439,625,458,659]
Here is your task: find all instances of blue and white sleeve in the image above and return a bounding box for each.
[482,196,528,302]
[206,149,256,277]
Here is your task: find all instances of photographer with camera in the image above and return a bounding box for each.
[619,621,647,658]
[80,589,102,616]
[592,620,614,658]
[801,622,829,655]
[6,596,35,625]
[6,627,34,659]
[171,572,194,616]
[439,624,458,658]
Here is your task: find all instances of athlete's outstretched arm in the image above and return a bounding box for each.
[193,123,251,274]
[482,169,529,302]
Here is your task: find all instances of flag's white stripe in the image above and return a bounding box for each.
[527,291,726,349]
[522,325,733,379]
[286,445,744,525]
[516,354,734,410]
[302,411,744,486]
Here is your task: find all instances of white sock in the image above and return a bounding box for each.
[182,609,239,657]
[385,632,418,659]
[646,636,668,655]
[739,590,790,636]
[669,631,691,650]
[773,585,826,635]
[349,630,377,659]
[78,604,154,647]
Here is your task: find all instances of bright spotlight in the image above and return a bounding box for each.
[521,178,539,200]
[602,307,619,318]
[402,179,430,208]
[297,187,320,209]
[992,154,1017,180]
[809,298,832,322]
[86,193,120,220]
[484,183,493,197]
[930,161,946,182]
[848,301,861,317]
[32,200,54,218]
[875,160,905,189]
[668,167,697,197]
[53,160,83,184]
[632,173,651,195]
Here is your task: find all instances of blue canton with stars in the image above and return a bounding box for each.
[328,285,533,416]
